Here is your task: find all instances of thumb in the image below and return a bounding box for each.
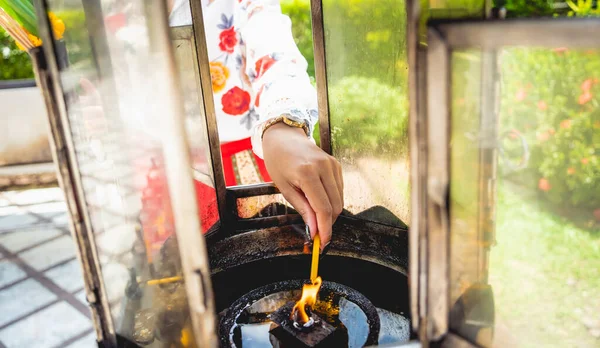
[278,183,317,240]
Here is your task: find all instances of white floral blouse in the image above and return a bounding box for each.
[170,0,318,158]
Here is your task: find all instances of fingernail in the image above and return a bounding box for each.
[305,225,312,241]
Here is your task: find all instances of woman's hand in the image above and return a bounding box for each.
[262,123,343,250]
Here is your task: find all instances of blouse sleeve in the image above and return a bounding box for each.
[234,0,319,159]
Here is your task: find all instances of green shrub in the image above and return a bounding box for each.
[329,76,408,157]
[0,10,88,80]
[500,48,600,209]
[0,28,34,79]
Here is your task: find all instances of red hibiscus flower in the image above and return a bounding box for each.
[553,47,568,55]
[537,100,548,111]
[255,55,277,79]
[538,178,551,192]
[581,78,593,92]
[579,92,593,105]
[219,27,237,53]
[515,88,526,101]
[222,87,251,115]
[537,132,550,142]
[560,119,572,129]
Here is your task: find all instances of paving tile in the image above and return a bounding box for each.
[0,212,39,232]
[44,259,85,293]
[74,289,88,306]
[99,262,129,304]
[0,227,63,253]
[0,302,92,348]
[0,205,23,218]
[0,279,57,327]
[96,223,137,256]
[52,213,70,227]
[3,188,64,206]
[0,195,10,208]
[64,331,97,348]
[0,259,26,288]
[19,236,76,271]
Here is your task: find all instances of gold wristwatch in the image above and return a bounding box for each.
[261,115,310,140]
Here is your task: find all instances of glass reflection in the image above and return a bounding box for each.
[450,47,600,347]
[323,0,410,227]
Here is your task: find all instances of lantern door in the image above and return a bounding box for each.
[415,12,600,347]
[32,0,217,346]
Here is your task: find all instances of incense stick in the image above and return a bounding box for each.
[310,235,320,283]
[139,276,183,286]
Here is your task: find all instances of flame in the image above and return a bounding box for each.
[291,276,322,324]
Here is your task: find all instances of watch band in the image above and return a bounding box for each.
[260,115,310,140]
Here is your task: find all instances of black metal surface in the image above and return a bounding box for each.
[219,279,380,347]
[207,213,408,275]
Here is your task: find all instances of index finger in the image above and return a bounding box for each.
[299,176,333,247]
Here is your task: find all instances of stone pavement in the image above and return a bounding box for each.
[0,187,96,348]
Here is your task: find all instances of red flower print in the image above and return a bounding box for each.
[222,87,251,115]
[219,27,237,53]
[567,167,576,175]
[548,127,556,135]
[515,88,526,101]
[538,178,551,192]
[579,92,593,105]
[255,84,264,107]
[508,129,520,140]
[537,100,548,111]
[537,132,550,142]
[255,55,277,79]
[105,13,127,34]
[581,78,593,92]
[581,158,589,165]
[560,119,572,129]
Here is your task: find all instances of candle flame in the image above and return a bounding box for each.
[291,276,322,324]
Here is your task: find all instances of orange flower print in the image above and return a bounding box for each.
[579,92,593,105]
[560,119,572,129]
[538,178,551,192]
[581,158,589,165]
[537,100,548,111]
[515,88,527,101]
[548,127,556,135]
[210,62,229,93]
[567,167,576,175]
[581,78,593,92]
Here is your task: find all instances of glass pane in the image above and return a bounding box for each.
[43,1,207,346]
[236,194,293,219]
[323,0,410,228]
[449,47,600,347]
